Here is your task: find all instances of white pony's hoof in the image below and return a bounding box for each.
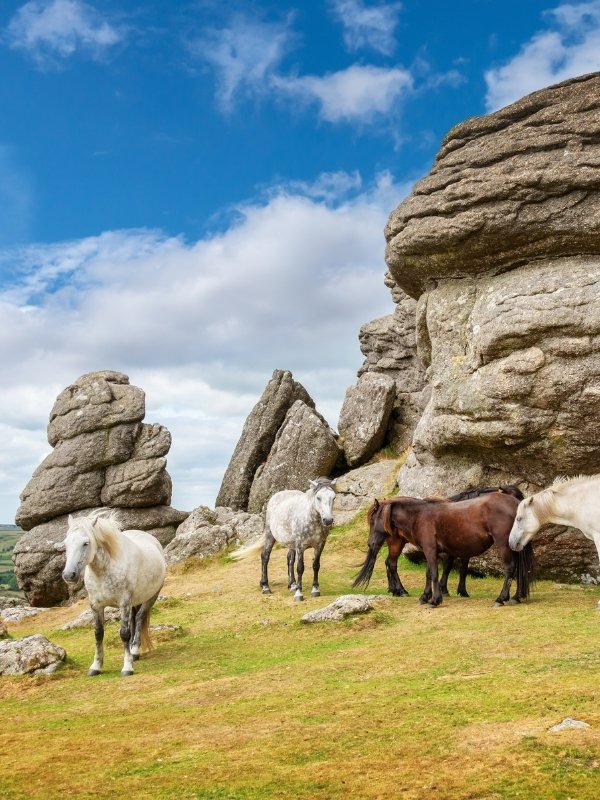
[294,592,304,602]
[261,586,272,595]
[311,589,320,598]
[121,669,134,677]
[87,668,101,677]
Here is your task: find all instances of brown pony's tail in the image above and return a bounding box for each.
[140,611,153,653]
[516,542,535,600]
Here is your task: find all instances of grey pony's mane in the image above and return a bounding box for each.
[70,510,122,560]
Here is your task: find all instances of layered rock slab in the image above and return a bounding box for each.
[247,401,343,513]
[215,370,314,511]
[338,373,395,466]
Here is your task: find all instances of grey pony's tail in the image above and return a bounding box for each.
[230,533,266,560]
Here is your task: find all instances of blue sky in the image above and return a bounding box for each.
[1,0,600,523]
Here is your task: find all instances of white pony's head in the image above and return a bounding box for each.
[61,512,120,584]
[508,496,540,551]
[310,478,337,527]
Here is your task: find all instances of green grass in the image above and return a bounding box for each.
[0,528,23,596]
[2,512,600,800]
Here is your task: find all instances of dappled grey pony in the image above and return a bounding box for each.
[60,511,166,676]
[232,478,337,601]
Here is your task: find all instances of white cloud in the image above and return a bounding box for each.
[329,0,402,55]
[189,13,294,111]
[6,0,124,65]
[485,0,600,111]
[0,171,415,523]
[275,64,413,122]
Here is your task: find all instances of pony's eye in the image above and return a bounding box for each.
[516,517,521,523]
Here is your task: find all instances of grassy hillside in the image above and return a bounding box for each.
[2,514,600,800]
[0,528,22,597]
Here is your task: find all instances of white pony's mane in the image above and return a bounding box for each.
[533,474,600,524]
[70,511,122,559]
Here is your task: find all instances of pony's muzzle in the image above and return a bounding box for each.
[323,516,333,527]
[62,569,80,584]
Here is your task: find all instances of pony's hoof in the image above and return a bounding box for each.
[492,601,504,608]
[132,653,140,661]
[311,589,320,598]
[87,669,101,677]
[121,670,134,677]
[261,586,272,595]
[294,593,304,602]
[418,597,429,605]
[507,598,521,606]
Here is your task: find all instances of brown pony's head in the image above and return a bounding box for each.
[353,499,392,589]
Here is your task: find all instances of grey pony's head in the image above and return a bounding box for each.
[309,477,337,527]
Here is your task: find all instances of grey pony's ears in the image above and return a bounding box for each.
[309,478,338,489]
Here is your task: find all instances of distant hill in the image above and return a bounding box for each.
[0,526,23,597]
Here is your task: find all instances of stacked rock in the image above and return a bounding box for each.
[13,371,187,605]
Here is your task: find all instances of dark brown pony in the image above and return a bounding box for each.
[353,489,535,607]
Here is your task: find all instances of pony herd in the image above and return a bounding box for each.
[60,473,600,676]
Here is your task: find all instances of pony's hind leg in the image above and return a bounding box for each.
[88,604,105,677]
[439,554,454,596]
[119,598,135,676]
[260,529,276,594]
[130,592,159,661]
[294,549,305,601]
[287,549,297,590]
[311,541,325,597]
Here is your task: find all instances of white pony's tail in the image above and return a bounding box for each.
[230,534,265,560]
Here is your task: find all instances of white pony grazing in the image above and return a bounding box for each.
[509,474,600,605]
[61,511,166,676]
[232,478,337,601]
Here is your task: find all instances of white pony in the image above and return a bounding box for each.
[509,474,600,603]
[232,478,337,601]
[61,511,166,676]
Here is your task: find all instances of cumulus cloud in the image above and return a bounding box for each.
[274,64,413,123]
[0,171,414,522]
[485,0,600,111]
[329,0,402,55]
[188,13,295,111]
[5,0,125,65]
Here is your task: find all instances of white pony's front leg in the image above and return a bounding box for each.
[88,604,105,676]
[119,598,134,676]
[591,533,600,609]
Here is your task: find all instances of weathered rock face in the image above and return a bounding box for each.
[333,459,398,525]
[247,401,343,513]
[215,370,314,511]
[13,371,187,605]
[338,373,395,466]
[383,73,600,580]
[164,506,262,565]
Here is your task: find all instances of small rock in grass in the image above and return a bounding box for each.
[300,594,388,623]
[61,607,120,630]
[0,634,66,676]
[548,718,591,732]
[0,606,49,624]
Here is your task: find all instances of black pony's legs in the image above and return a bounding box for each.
[88,604,105,676]
[385,538,409,596]
[439,554,454,596]
[457,558,470,597]
[260,530,277,594]
[494,547,516,606]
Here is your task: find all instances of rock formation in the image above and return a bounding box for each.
[338,373,395,466]
[164,506,262,565]
[247,401,343,513]
[13,371,187,606]
[381,72,600,580]
[215,370,314,511]
[0,634,66,676]
[332,459,398,526]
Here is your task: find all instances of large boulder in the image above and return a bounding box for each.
[383,72,600,580]
[0,635,66,676]
[14,371,187,605]
[164,506,262,565]
[247,401,343,513]
[333,459,398,525]
[215,370,314,511]
[338,373,395,466]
